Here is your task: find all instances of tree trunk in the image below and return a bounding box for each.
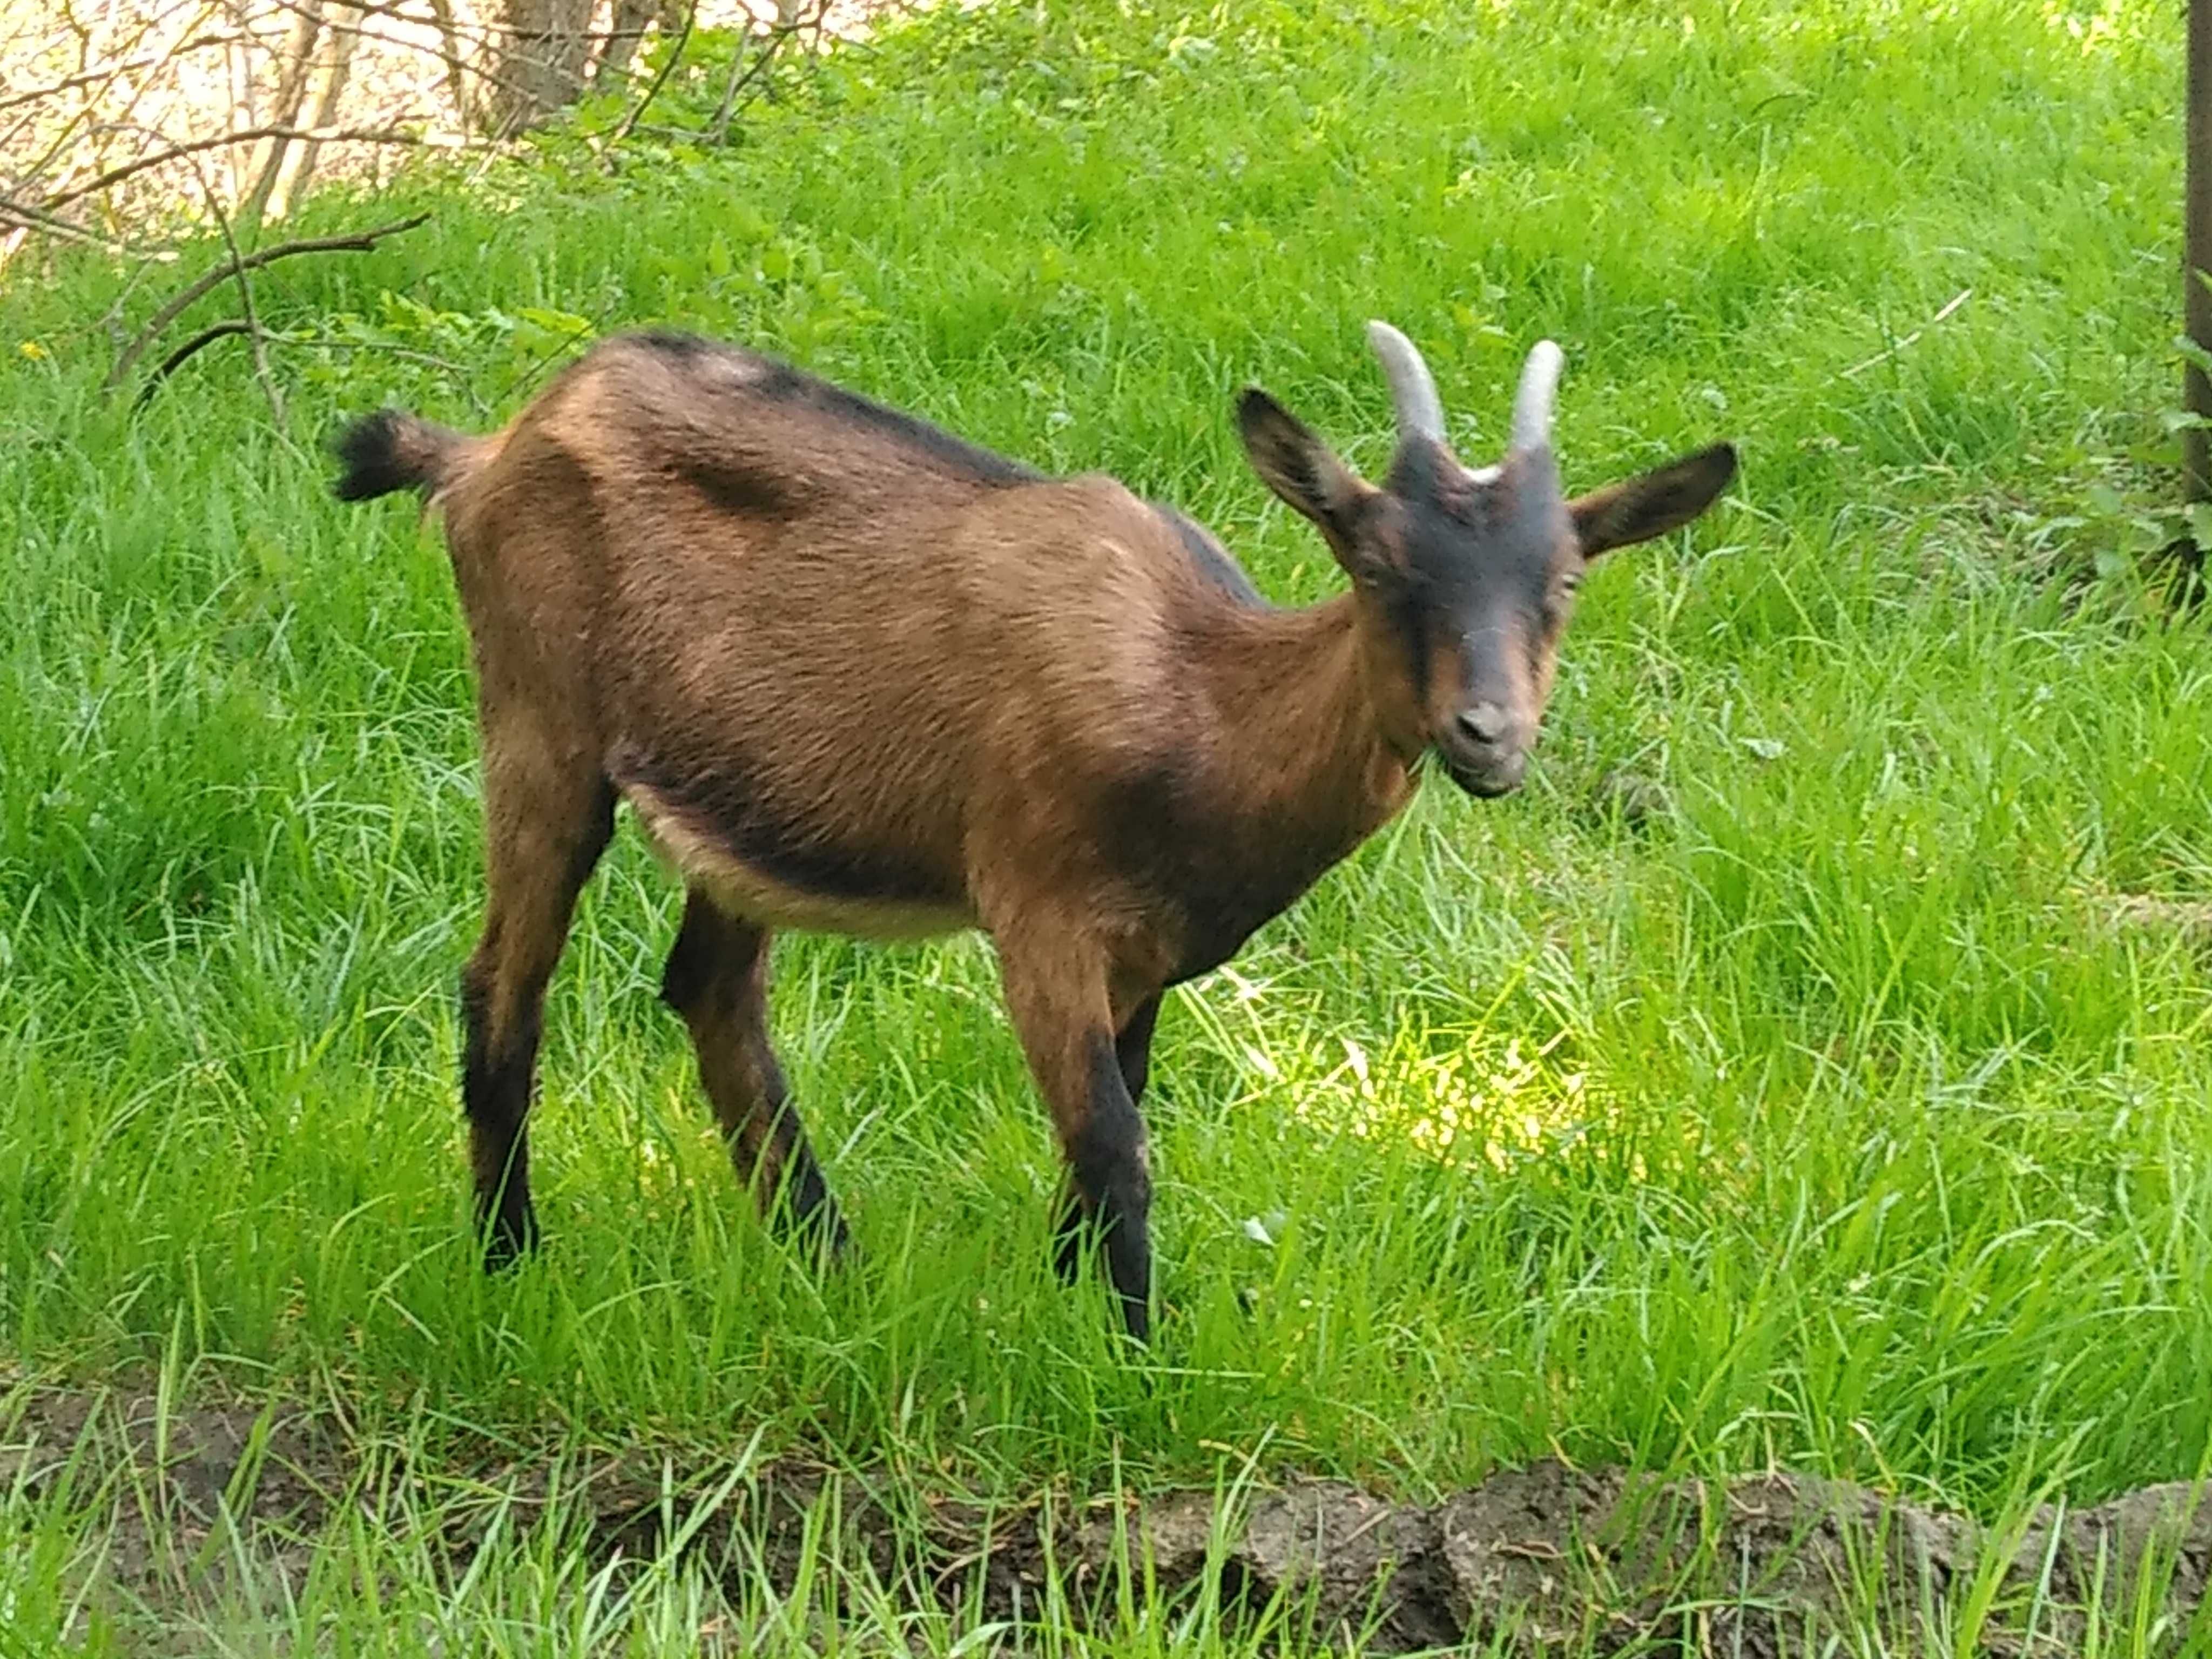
[423,0,480,132]
[237,0,325,228]
[491,0,597,131]
[2187,0,2212,502]
[261,2,359,219]
[594,0,656,89]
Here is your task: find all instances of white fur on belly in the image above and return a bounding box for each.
[622,784,975,941]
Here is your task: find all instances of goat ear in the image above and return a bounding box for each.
[1569,443,1737,559]
[1237,389,1369,550]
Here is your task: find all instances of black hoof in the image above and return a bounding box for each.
[793,1205,851,1267]
[1118,1295,1151,1344]
[480,1205,540,1271]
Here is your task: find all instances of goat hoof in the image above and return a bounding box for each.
[799,1213,852,1269]
[1118,1298,1152,1345]
[480,1209,540,1272]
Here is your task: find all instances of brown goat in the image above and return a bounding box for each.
[332,323,1734,1340]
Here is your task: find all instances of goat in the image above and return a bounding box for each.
[331,322,1735,1340]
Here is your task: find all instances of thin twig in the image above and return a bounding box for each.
[6,0,228,199]
[132,327,482,413]
[1840,288,1973,379]
[192,152,286,433]
[280,333,467,375]
[490,311,599,406]
[39,122,423,213]
[100,254,170,351]
[0,32,241,113]
[709,22,790,143]
[131,318,251,406]
[707,24,765,143]
[0,57,161,116]
[609,0,694,145]
[613,119,705,141]
[103,210,428,392]
[0,197,177,258]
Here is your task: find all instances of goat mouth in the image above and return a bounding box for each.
[1437,754,1524,799]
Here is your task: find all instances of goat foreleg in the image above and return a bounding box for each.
[999,934,1154,1340]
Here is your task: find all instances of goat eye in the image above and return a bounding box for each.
[1542,576,1580,628]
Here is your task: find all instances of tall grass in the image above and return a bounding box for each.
[1,0,2204,1620]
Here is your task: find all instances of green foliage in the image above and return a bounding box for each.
[0,0,2207,1646]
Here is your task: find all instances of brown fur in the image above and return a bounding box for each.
[333,327,1735,1340]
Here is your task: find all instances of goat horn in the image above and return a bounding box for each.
[1365,320,1446,446]
[1509,339,1565,452]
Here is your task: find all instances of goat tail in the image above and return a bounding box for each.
[329,408,470,503]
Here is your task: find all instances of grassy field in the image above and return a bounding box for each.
[3,0,2209,1649]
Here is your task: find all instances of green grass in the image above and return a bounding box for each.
[3,0,2210,1648]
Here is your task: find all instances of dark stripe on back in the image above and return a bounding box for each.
[632,329,1042,488]
[1151,503,1266,605]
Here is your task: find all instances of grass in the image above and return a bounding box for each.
[2,0,2209,1648]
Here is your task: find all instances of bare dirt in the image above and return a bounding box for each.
[5,1382,2208,1654]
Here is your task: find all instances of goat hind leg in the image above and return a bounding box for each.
[462,763,613,1268]
[660,890,847,1258]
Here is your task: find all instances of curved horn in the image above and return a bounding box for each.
[1366,320,1446,446]
[1509,339,1565,452]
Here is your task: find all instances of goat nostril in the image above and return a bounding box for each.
[1457,704,1507,746]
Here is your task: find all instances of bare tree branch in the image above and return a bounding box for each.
[191,147,287,431]
[710,9,808,144]
[707,21,772,143]
[36,119,423,212]
[133,325,487,414]
[0,195,177,257]
[4,0,228,199]
[131,317,251,404]
[103,209,428,390]
[0,36,240,114]
[6,0,864,233]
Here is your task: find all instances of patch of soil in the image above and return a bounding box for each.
[6,1382,2208,1654]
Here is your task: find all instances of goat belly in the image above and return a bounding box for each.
[617,774,975,941]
